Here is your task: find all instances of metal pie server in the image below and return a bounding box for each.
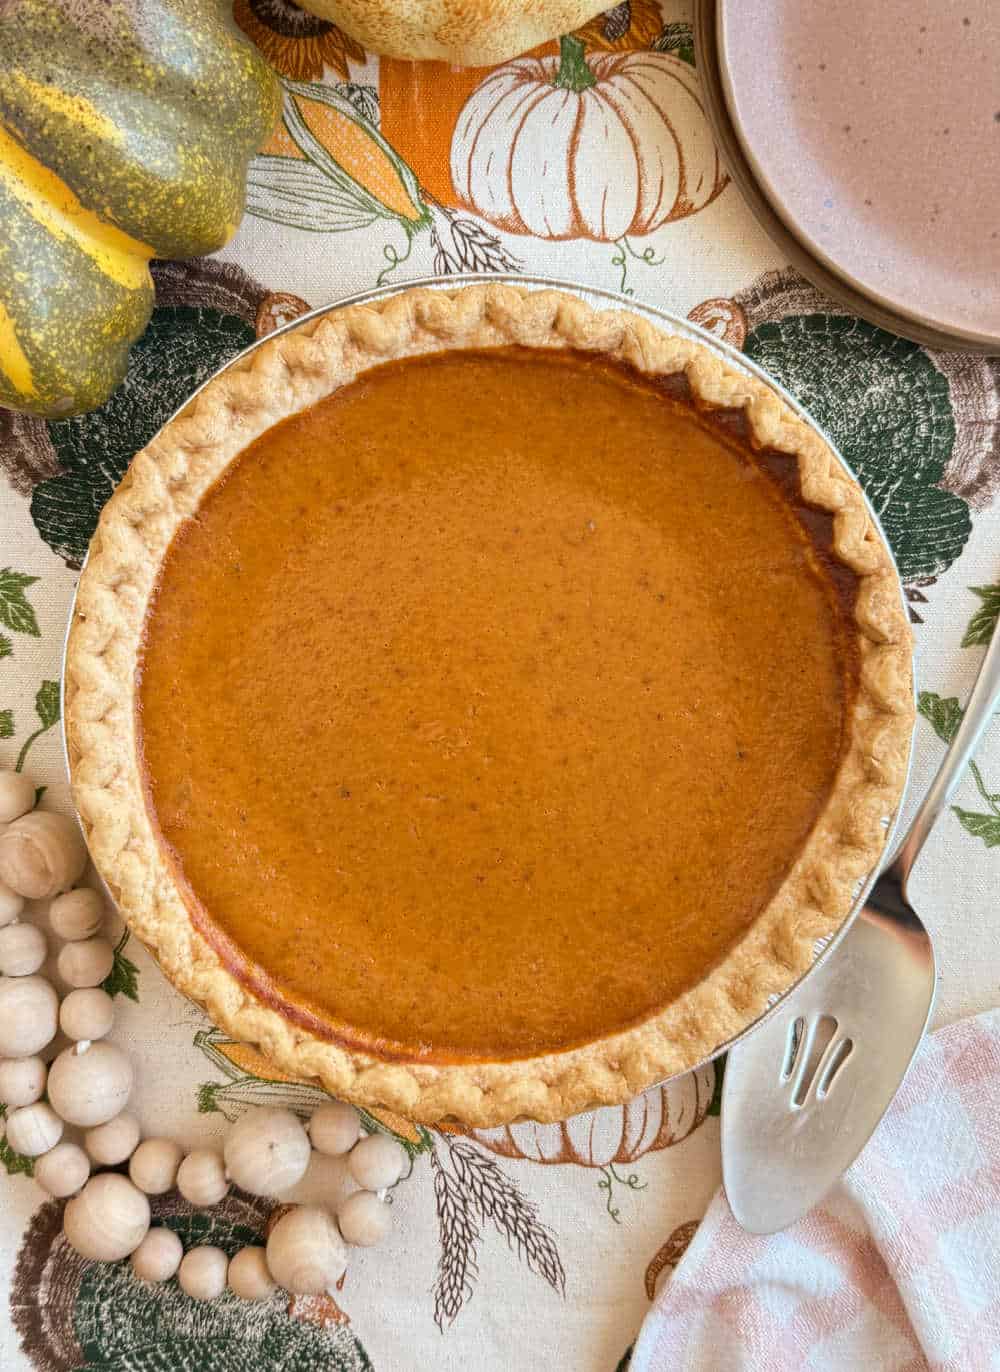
[722,608,1000,1234]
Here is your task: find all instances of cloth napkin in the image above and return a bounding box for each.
[632,1009,1000,1372]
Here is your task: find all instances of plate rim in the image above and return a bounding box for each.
[695,0,1000,355]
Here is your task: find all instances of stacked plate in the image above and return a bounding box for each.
[695,0,1000,353]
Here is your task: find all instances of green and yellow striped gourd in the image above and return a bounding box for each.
[0,0,279,418]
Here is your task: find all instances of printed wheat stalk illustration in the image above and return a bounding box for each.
[445,1139,566,1296]
[430,1134,566,1327]
[431,1149,481,1329]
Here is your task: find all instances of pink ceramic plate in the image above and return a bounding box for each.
[718,0,1000,349]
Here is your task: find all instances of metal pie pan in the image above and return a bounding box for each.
[61,272,916,1094]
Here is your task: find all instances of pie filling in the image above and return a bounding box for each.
[137,346,858,1064]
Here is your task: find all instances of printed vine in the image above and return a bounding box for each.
[610,236,666,298]
[597,1162,647,1223]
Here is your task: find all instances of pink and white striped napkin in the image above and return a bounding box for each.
[633,1009,1000,1372]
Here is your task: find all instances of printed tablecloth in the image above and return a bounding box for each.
[2,3,999,1369]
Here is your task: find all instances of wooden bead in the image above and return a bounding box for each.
[49,887,105,941]
[0,771,35,825]
[0,975,58,1057]
[64,1173,150,1261]
[129,1137,184,1195]
[308,1101,360,1157]
[176,1149,229,1206]
[0,880,25,928]
[57,936,114,989]
[337,1190,392,1247]
[85,1111,141,1166]
[131,1226,183,1283]
[178,1246,229,1301]
[0,811,87,899]
[47,1041,133,1127]
[347,1133,405,1192]
[4,1101,63,1156]
[265,1205,346,1295]
[227,1245,276,1300]
[0,923,47,976]
[223,1107,311,1197]
[0,1055,46,1107]
[59,987,114,1041]
[33,1141,90,1198]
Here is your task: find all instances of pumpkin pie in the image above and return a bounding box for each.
[64,285,913,1126]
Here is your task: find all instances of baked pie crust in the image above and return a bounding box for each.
[64,285,913,1126]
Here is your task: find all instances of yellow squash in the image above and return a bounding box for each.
[0,0,279,418]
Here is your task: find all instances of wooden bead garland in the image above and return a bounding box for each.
[266,1205,346,1295]
[59,986,115,1041]
[131,1227,184,1284]
[176,1149,229,1207]
[129,1138,184,1195]
[85,1112,141,1167]
[227,1245,276,1300]
[0,880,25,926]
[0,975,59,1057]
[223,1106,311,1196]
[348,1132,406,1191]
[57,935,115,989]
[0,773,408,1305]
[308,1101,360,1157]
[49,886,105,941]
[337,1189,392,1247]
[4,1101,63,1156]
[0,810,88,899]
[0,770,35,824]
[0,1055,47,1107]
[33,1141,91,1198]
[178,1245,229,1301]
[0,922,46,976]
[64,1173,151,1261]
[47,1041,134,1127]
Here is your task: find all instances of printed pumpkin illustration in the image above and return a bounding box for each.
[378,0,666,207]
[451,36,727,241]
[469,1065,716,1165]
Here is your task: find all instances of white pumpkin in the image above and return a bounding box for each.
[470,1064,716,1167]
[451,38,727,243]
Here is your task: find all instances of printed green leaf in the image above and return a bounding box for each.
[101,929,140,1001]
[0,634,11,659]
[33,786,46,805]
[963,584,1000,648]
[0,1105,34,1177]
[917,691,964,745]
[30,304,256,567]
[744,316,971,582]
[952,808,1000,847]
[35,679,60,730]
[0,710,12,740]
[0,568,40,637]
[197,1081,224,1115]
